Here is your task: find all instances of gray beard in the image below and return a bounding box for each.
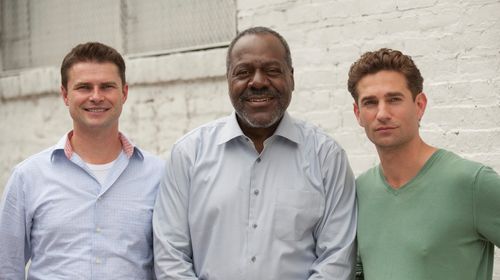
[235,110,284,128]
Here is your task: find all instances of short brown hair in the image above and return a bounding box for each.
[347,48,423,102]
[60,42,126,88]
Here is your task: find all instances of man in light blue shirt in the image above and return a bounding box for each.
[0,42,164,279]
[153,26,357,279]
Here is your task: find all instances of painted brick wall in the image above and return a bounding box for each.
[0,0,499,277]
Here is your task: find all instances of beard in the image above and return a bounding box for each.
[233,88,289,128]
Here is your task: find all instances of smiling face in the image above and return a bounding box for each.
[227,33,294,133]
[354,70,426,151]
[61,61,128,134]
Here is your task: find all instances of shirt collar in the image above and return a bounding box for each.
[216,112,245,145]
[52,130,141,161]
[216,111,301,145]
[273,112,301,144]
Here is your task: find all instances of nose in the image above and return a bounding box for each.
[248,70,269,89]
[89,87,104,102]
[376,102,391,122]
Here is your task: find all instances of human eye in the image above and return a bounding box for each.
[233,68,250,78]
[101,83,116,90]
[266,67,282,76]
[388,96,402,103]
[74,84,91,91]
[361,99,377,107]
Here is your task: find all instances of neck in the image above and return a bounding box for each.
[71,126,122,164]
[377,137,437,189]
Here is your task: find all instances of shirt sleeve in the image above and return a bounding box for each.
[0,168,31,278]
[308,147,357,280]
[474,166,500,246]
[153,144,198,279]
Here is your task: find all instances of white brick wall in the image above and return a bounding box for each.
[0,0,499,277]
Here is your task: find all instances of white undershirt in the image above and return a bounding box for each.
[86,156,119,186]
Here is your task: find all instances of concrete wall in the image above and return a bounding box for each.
[1,0,499,277]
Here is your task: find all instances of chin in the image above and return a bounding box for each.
[238,111,282,128]
[245,116,282,128]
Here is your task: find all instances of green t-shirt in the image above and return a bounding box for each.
[356,149,500,280]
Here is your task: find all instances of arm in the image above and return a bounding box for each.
[309,147,357,280]
[153,145,198,279]
[474,166,500,246]
[0,169,31,279]
[355,253,365,280]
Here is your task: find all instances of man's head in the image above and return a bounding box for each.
[61,42,126,89]
[347,48,423,104]
[226,26,293,73]
[226,26,295,132]
[349,49,427,150]
[60,42,128,133]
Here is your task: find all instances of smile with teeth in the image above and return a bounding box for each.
[248,97,273,102]
[85,108,108,112]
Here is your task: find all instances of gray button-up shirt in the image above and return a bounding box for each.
[153,112,357,279]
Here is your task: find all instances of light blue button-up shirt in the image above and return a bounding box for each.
[0,133,164,279]
[153,112,357,280]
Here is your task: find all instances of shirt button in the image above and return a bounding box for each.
[251,256,256,262]
[95,258,101,264]
[96,227,101,233]
[256,158,261,163]
[253,189,259,196]
[252,223,258,229]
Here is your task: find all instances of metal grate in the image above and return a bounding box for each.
[0,0,236,72]
[124,0,236,56]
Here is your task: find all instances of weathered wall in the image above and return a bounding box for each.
[1,0,499,276]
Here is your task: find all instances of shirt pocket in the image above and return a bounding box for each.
[274,188,323,241]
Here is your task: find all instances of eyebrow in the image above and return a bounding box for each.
[359,91,405,103]
[73,81,118,88]
[72,82,91,88]
[101,81,119,86]
[359,95,376,103]
[233,60,284,69]
[385,91,404,97]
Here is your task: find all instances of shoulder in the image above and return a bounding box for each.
[13,145,57,174]
[169,116,233,163]
[291,116,344,154]
[136,147,165,168]
[427,149,500,196]
[4,145,57,193]
[136,148,165,164]
[434,149,485,177]
[356,165,379,190]
[174,116,229,149]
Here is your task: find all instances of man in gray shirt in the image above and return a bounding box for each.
[153,26,357,279]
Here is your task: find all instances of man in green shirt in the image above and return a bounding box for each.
[347,48,500,280]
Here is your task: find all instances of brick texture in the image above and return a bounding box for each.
[0,0,499,277]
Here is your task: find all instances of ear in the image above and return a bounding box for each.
[61,85,69,106]
[290,67,295,92]
[122,83,129,103]
[353,101,362,126]
[415,92,427,121]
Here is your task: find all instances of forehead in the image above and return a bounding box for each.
[67,61,121,82]
[229,34,287,66]
[357,70,410,97]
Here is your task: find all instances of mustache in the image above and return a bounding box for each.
[240,88,279,100]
